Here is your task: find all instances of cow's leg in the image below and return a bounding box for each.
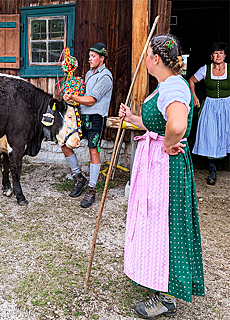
[8,150,28,205]
[1,153,13,197]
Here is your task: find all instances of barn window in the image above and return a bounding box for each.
[20,4,75,77]
[29,16,66,65]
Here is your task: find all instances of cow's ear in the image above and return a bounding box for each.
[55,99,67,112]
[61,99,68,111]
[49,98,59,111]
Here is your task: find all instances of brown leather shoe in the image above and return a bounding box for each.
[69,173,88,197]
[80,186,96,208]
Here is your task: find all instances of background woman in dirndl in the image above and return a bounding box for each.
[189,42,230,185]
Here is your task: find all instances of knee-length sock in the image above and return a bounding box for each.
[66,153,81,176]
[89,163,101,188]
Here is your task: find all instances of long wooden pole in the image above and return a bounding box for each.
[84,15,160,290]
[111,15,160,179]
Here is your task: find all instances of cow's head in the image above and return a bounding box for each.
[42,98,81,149]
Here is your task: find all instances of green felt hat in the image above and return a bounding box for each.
[90,42,108,58]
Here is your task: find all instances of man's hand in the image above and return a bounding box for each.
[63,92,72,102]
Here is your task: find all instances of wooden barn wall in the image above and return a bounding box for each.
[0,0,132,140]
[75,0,132,140]
[0,0,75,96]
[0,0,74,13]
[0,0,169,141]
[149,0,171,93]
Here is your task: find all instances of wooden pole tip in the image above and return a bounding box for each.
[84,282,89,292]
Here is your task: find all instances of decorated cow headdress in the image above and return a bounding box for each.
[60,47,86,101]
[59,47,86,137]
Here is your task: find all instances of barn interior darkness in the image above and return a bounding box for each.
[169,0,230,168]
[170,0,229,76]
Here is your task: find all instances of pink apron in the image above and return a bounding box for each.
[124,131,170,292]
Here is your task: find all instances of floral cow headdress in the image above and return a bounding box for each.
[60,47,86,137]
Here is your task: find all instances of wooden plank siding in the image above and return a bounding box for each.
[74,0,132,140]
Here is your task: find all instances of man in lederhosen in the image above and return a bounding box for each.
[63,42,113,208]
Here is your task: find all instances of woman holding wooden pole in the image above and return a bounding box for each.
[119,34,205,318]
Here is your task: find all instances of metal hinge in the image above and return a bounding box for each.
[20,22,24,34]
[20,57,24,68]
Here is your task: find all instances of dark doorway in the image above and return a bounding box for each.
[170,0,229,75]
[170,0,230,169]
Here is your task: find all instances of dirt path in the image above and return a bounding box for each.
[0,162,229,320]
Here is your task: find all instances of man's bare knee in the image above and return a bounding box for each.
[62,145,74,157]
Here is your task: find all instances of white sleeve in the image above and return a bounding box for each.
[193,65,207,81]
[157,76,191,121]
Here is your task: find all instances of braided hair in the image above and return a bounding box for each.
[150,34,184,75]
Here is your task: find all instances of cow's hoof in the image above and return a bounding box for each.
[18,199,29,206]
[3,188,13,197]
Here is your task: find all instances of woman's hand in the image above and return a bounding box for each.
[63,92,72,102]
[193,95,200,108]
[119,103,147,130]
[119,103,133,123]
[189,76,200,107]
[164,141,186,155]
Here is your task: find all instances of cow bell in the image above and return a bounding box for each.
[42,106,55,141]
[41,112,55,126]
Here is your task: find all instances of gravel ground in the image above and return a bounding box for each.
[0,161,229,320]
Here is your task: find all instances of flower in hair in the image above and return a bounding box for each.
[166,38,176,50]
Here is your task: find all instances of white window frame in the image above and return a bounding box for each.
[28,15,67,66]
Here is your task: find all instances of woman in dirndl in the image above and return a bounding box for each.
[119,34,205,318]
[189,42,230,185]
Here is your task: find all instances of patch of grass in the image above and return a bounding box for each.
[21,164,38,175]
[34,202,42,207]
[74,311,84,316]
[95,166,130,194]
[15,249,89,315]
[31,298,47,306]
[121,203,128,211]
[53,179,74,192]
[96,180,117,194]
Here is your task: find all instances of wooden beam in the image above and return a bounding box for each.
[125,0,151,177]
[132,0,150,116]
[166,1,172,33]
[157,0,171,34]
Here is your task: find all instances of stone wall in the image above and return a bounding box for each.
[26,139,131,173]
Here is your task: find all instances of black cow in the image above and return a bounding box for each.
[0,74,80,205]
